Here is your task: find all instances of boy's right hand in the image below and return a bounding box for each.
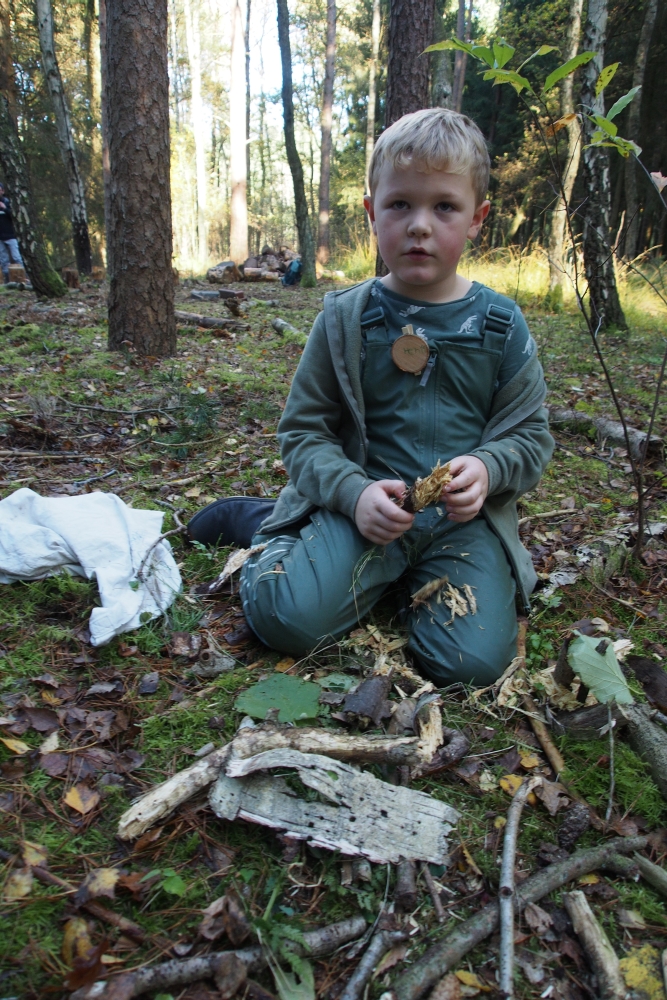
[354,480,414,545]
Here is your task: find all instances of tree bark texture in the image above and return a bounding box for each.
[35,0,92,274]
[245,0,251,214]
[385,0,434,126]
[364,0,380,194]
[0,6,66,297]
[451,0,467,112]
[317,0,336,265]
[580,0,627,330]
[98,0,111,274]
[184,0,208,263]
[431,3,453,109]
[105,0,175,355]
[276,0,316,285]
[229,0,248,263]
[623,0,658,260]
[547,0,583,294]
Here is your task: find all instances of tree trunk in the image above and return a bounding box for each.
[35,0,92,274]
[229,0,248,264]
[431,2,453,109]
[580,0,627,331]
[245,0,251,249]
[385,0,434,126]
[98,0,111,274]
[548,0,584,296]
[623,0,658,260]
[451,0,466,112]
[183,0,208,265]
[0,0,65,296]
[276,0,316,286]
[364,0,380,194]
[105,0,175,356]
[317,0,336,266]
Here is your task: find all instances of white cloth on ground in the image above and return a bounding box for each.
[0,488,182,646]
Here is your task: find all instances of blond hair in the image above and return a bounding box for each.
[368,108,490,205]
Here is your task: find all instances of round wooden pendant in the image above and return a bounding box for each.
[391,333,430,374]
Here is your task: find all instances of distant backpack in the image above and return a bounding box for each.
[281,259,302,286]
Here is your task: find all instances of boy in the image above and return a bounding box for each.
[189,109,553,686]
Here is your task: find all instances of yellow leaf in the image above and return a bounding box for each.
[0,737,30,755]
[578,873,600,885]
[39,732,59,754]
[454,970,491,991]
[62,917,94,966]
[499,774,524,796]
[184,486,202,498]
[460,844,482,876]
[275,657,296,673]
[519,750,541,769]
[41,690,62,706]
[22,841,48,867]
[493,815,507,830]
[63,784,100,815]
[74,868,120,905]
[4,867,33,900]
[545,112,577,136]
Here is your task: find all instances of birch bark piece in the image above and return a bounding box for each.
[212,748,459,864]
[563,890,626,1000]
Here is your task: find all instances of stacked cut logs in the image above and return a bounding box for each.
[241,244,299,282]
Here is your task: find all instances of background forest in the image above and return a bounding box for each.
[7,0,667,279]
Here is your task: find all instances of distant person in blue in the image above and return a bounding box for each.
[0,183,25,282]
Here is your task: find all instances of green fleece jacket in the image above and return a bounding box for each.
[260,278,554,608]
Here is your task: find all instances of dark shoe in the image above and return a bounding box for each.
[187,496,276,548]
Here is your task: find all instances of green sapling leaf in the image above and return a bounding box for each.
[606,86,641,121]
[422,38,474,56]
[471,44,495,67]
[518,44,558,71]
[596,62,619,96]
[567,633,634,705]
[492,40,515,68]
[543,51,596,93]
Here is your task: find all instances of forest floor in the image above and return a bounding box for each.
[1,273,667,1000]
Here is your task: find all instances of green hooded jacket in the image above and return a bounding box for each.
[259,278,554,609]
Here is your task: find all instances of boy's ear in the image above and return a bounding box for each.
[467,199,491,240]
[363,194,377,234]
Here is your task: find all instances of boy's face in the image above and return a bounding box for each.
[364,160,490,301]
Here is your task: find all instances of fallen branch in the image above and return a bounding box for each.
[522,694,565,775]
[499,776,541,998]
[117,725,450,841]
[624,703,667,800]
[548,406,663,462]
[387,836,647,1000]
[175,309,243,330]
[563,890,626,1000]
[633,852,667,898]
[70,916,367,1000]
[136,509,186,584]
[518,507,581,525]
[421,863,446,923]
[339,929,409,1000]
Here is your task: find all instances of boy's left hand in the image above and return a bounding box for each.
[442,455,489,522]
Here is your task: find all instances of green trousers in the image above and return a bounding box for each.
[240,506,517,687]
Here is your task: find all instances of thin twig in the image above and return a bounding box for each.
[136,509,186,583]
[499,775,542,998]
[421,863,446,924]
[339,928,409,1000]
[605,704,615,824]
[518,507,580,525]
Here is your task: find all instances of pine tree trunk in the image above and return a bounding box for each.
[0,0,65,296]
[229,0,248,264]
[580,0,627,331]
[431,3,453,109]
[105,0,175,356]
[385,0,434,126]
[276,0,316,286]
[245,0,251,249]
[623,0,658,260]
[364,0,380,194]
[98,0,111,274]
[317,0,336,266]
[35,0,92,274]
[548,0,584,295]
[183,0,208,265]
[451,0,467,112]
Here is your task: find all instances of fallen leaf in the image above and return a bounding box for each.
[430,974,461,1000]
[214,952,247,999]
[454,970,491,992]
[534,779,569,816]
[4,867,33,900]
[171,631,202,658]
[518,750,541,770]
[63,784,100,815]
[74,868,121,906]
[373,942,408,977]
[609,816,639,837]
[499,773,524,796]
[85,681,119,696]
[138,671,160,695]
[40,751,69,776]
[64,939,107,991]
[0,737,30,755]
[39,731,60,753]
[578,873,600,885]
[41,690,62,706]
[22,840,48,867]
[199,890,251,946]
[133,826,163,852]
[185,486,202,498]
[617,908,646,930]
[117,642,138,658]
[274,657,296,673]
[62,917,94,965]
[493,815,507,830]
[24,706,59,732]
[460,844,482,876]
[478,769,498,792]
[117,871,147,901]
[524,901,553,937]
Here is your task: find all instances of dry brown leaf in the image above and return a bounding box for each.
[63,784,100,815]
[545,112,577,136]
[22,840,48,867]
[430,974,461,1000]
[274,657,295,673]
[0,736,30,755]
[4,867,33,900]
[534,779,569,816]
[373,942,409,977]
[74,868,121,906]
[524,901,554,937]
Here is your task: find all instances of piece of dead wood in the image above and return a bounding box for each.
[421,863,446,923]
[385,836,647,1000]
[627,655,667,713]
[624,703,667,800]
[499,775,542,998]
[193,544,267,597]
[413,694,443,759]
[395,861,417,912]
[633,852,667,898]
[0,849,149,944]
[117,726,445,841]
[399,461,452,514]
[547,406,663,462]
[552,703,628,740]
[416,727,470,778]
[563,890,626,1000]
[522,694,565,775]
[339,929,409,1000]
[342,671,394,726]
[69,916,367,1000]
[212,748,459,864]
[174,309,244,331]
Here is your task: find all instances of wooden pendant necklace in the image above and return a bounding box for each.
[391,324,430,374]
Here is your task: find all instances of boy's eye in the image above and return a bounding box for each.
[436,202,454,212]
[390,200,409,210]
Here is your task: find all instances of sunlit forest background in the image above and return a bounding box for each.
[8,0,667,279]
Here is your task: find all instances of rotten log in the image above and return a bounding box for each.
[117,725,448,841]
[174,309,244,330]
[624,703,667,800]
[563,891,626,1000]
[387,836,647,1000]
[70,916,367,1000]
[548,406,663,462]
